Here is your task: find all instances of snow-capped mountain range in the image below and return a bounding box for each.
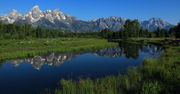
[0,5,75,24]
[0,5,174,32]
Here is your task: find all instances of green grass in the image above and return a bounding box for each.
[0,38,117,62]
[53,40,180,94]
[130,37,175,41]
[113,37,176,42]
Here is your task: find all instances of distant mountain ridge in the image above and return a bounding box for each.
[0,5,174,32]
[92,17,174,31]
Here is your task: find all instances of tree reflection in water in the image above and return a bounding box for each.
[3,42,163,70]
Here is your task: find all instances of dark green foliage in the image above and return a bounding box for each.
[0,22,100,39]
[123,19,140,38]
[100,28,113,39]
[118,41,142,59]
[154,27,169,37]
[169,22,180,38]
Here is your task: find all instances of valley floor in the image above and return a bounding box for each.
[0,38,117,62]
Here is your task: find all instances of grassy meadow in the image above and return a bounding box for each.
[0,38,117,62]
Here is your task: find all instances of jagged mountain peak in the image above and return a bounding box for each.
[0,9,22,24]
[92,16,126,22]
[9,9,19,14]
[147,17,168,23]
[141,17,173,30]
[20,5,72,23]
[91,16,127,31]
[0,6,174,32]
[53,8,60,12]
[28,5,42,14]
[23,5,43,23]
[149,17,163,20]
[32,5,40,10]
[52,9,62,15]
[29,5,43,14]
[7,9,21,17]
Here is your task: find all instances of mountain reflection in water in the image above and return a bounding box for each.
[9,52,84,70]
[6,44,163,70]
[0,42,163,94]
[95,44,162,58]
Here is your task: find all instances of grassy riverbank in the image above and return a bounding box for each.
[0,38,117,62]
[53,39,180,94]
[111,38,175,42]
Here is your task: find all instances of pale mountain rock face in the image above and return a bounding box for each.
[7,9,21,20]
[141,18,174,30]
[0,9,21,24]
[23,5,44,23]
[91,17,127,31]
[0,5,75,24]
[19,5,72,23]
[0,5,174,32]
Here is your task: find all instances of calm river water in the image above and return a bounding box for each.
[0,42,163,94]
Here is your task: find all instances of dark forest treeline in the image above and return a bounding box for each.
[100,19,180,39]
[0,20,180,39]
[0,22,99,39]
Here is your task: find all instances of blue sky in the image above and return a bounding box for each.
[0,0,179,24]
